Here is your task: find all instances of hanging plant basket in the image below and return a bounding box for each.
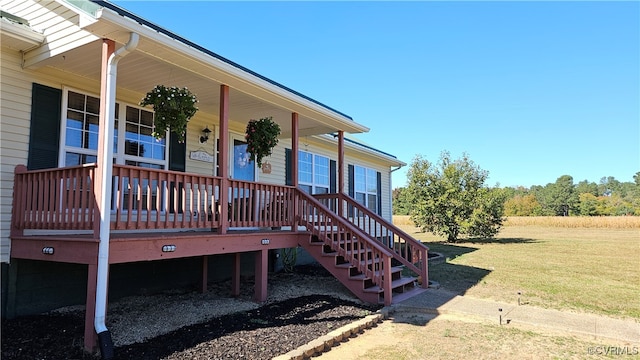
[245,116,281,168]
[140,85,198,143]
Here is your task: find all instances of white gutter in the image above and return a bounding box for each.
[95,32,139,359]
[315,134,407,167]
[389,165,404,217]
[0,17,45,46]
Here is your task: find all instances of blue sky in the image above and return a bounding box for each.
[112,1,639,188]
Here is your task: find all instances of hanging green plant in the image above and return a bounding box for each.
[245,116,281,168]
[140,85,198,143]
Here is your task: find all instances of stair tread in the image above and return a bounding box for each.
[362,276,418,293]
[334,263,352,268]
[345,249,367,255]
[389,287,428,304]
[348,266,405,280]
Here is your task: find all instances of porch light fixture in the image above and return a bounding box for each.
[42,247,54,255]
[199,127,212,144]
[162,245,176,252]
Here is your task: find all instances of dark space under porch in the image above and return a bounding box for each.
[1,249,315,319]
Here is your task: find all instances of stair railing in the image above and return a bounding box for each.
[314,193,429,288]
[296,190,393,305]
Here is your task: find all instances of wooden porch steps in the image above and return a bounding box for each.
[300,231,423,305]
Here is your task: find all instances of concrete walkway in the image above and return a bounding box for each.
[276,288,639,360]
[394,288,640,344]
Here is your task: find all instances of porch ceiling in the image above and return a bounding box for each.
[23,3,369,138]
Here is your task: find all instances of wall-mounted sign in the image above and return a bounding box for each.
[261,161,272,174]
[189,150,214,163]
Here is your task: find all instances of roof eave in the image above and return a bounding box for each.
[0,16,45,50]
[315,134,406,167]
[88,5,369,135]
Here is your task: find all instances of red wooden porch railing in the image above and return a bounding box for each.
[111,165,222,230]
[12,165,295,234]
[11,164,97,235]
[314,193,429,288]
[227,178,294,228]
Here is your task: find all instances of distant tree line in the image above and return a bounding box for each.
[394,171,640,217]
[501,174,640,216]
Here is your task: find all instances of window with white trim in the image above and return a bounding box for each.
[63,90,103,165]
[61,89,167,169]
[122,105,165,169]
[298,150,330,195]
[61,89,168,212]
[354,165,378,213]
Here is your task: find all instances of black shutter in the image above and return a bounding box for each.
[347,164,355,217]
[377,171,382,215]
[168,131,185,213]
[28,83,62,170]
[329,160,336,193]
[347,165,354,197]
[285,148,292,186]
[168,131,186,172]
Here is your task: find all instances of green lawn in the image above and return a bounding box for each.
[398,224,640,319]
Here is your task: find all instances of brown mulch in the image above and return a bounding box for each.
[1,267,381,360]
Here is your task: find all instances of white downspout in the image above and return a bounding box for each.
[389,165,404,218]
[95,32,139,359]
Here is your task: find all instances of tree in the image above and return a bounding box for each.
[575,180,599,197]
[538,175,578,216]
[579,193,599,216]
[405,152,505,243]
[392,187,411,215]
[504,194,541,216]
[599,176,622,196]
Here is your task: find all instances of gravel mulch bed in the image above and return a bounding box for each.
[1,266,382,360]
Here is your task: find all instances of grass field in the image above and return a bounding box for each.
[319,312,629,360]
[393,216,640,319]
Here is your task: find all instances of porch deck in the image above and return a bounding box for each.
[9,163,429,352]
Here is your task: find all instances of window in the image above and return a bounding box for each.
[354,165,378,213]
[299,150,330,195]
[123,105,166,168]
[63,90,104,166]
[61,89,167,169]
[61,89,168,213]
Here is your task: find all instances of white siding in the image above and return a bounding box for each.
[256,138,289,185]
[4,0,99,68]
[184,113,219,176]
[0,48,32,263]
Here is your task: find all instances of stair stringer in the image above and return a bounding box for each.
[297,239,381,304]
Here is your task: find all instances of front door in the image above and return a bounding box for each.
[229,136,257,227]
[231,137,255,181]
